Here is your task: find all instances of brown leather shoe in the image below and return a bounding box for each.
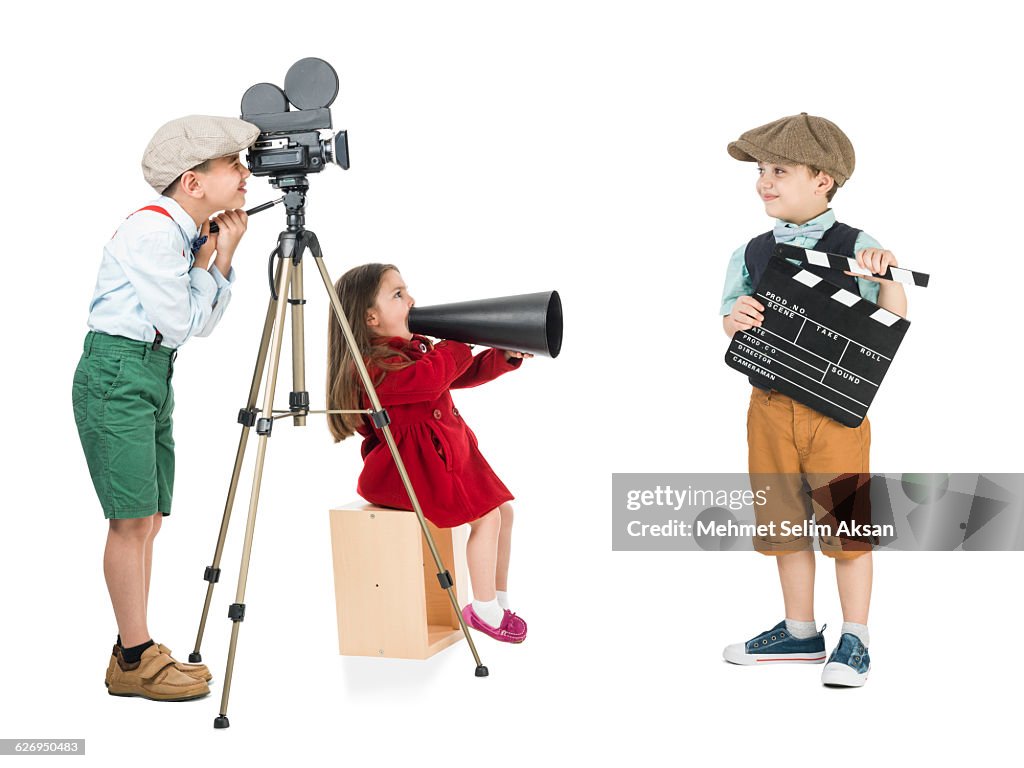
[107,644,210,701]
[156,644,212,683]
[105,644,212,686]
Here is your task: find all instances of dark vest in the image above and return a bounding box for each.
[744,221,861,290]
[743,221,862,390]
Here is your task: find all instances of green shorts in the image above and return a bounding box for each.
[73,332,177,519]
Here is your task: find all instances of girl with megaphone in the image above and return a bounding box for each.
[327,264,530,643]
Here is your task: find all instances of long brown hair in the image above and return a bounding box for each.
[326,264,412,441]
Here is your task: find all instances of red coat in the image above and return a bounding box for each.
[355,334,521,528]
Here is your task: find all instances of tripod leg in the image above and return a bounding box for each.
[289,259,308,427]
[191,256,284,664]
[214,252,296,729]
[309,249,489,678]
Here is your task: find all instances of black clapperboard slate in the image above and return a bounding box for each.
[725,244,930,427]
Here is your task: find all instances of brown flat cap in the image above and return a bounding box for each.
[727,112,855,186]
[142,115,261,193]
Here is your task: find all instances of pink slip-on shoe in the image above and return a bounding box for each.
[461,605,527,643]
[502,610,527,637]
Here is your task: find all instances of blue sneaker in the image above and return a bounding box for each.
[821,633,870,686]
[723,621,827,665]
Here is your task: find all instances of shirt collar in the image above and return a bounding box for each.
[775,208,835,231]
[156,195,200,241]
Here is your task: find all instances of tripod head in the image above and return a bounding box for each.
[265,175,315,297]
[271,175,310,233]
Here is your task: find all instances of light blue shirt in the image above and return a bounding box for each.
[86,196,235,349]
[719,209,881,316]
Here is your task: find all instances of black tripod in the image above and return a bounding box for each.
[188,176,488,729]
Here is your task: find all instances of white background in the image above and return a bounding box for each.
[1,1,1020,764]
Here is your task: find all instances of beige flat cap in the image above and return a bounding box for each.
[727,112,855,186]
[142,115,261,193]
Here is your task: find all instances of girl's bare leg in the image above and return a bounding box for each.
[466,508,500,602]
[495,502,513,593]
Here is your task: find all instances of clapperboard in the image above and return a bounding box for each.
[726,244,930,427]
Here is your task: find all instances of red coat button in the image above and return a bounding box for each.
[432,409,442,419]
[419,343,427,352]
[453,407,460,416]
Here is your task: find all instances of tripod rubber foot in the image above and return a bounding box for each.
[188,652,202,663]
[214,715,230,729]
[475,665,489,677]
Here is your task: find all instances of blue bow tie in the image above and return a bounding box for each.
[773,222,826,244]
[191,235,208,255]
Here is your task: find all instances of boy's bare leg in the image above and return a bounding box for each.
[835,552,872,624]
[495,502,513,593]
[776,549,816,622]
[105,516,155,648]
[466,508,499,602]
[142,513,163,615]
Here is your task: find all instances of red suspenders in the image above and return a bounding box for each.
[114,205,181,350]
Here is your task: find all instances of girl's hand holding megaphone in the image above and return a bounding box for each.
[502,350,534,361]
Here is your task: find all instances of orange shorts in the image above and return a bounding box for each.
[747,388,873,559]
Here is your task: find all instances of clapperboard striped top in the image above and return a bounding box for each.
[775,243,930,287]
[725,246,929,427]
[789,266,906,329]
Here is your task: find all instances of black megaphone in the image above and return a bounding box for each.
[408,291,562,358]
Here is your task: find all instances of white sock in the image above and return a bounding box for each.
[496,590,510,611]
[472,599,503,628]
[785,618,818,639]
[842,621,870,647]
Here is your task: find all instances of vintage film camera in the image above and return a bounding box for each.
[240,57,349,183]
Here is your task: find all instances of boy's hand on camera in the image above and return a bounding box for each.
[211,209,248,258]
[847,248,897,282]
[724,295,764,336]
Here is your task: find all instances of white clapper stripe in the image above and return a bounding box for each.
[870,308,900,326]
[794,270,822,287]
[806,251,830,267]
[831,289,860,307]
[889,268,914,284]
[846,258,873,276]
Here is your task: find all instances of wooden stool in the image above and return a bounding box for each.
[329,501,469,659]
